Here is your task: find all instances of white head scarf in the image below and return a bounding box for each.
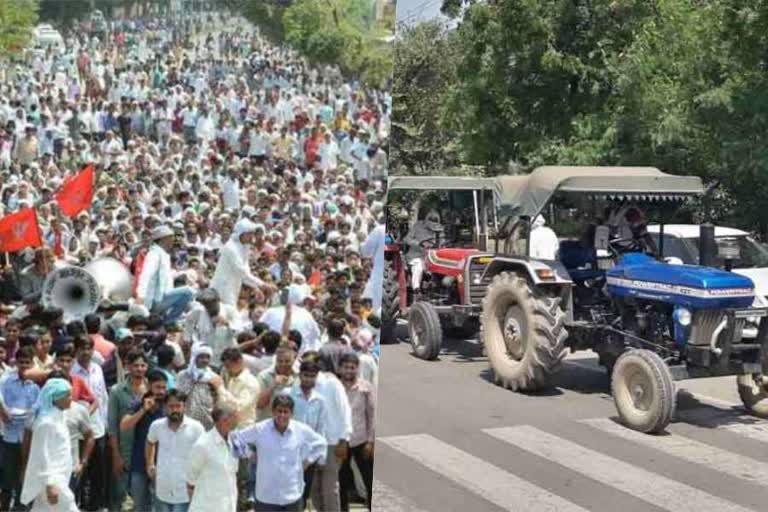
[188,344,216,383]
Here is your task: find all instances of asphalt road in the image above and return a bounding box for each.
[371,324,768,511]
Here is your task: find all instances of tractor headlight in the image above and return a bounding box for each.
[674,307,692,327]
[471,272,483,285]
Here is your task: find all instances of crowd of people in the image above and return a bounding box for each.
[0,7,387,512]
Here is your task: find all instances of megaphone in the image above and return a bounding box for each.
[41,257,133,323]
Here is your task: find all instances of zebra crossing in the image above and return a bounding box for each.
[372,404,768,512]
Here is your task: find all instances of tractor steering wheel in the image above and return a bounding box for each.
[609,236,642,256]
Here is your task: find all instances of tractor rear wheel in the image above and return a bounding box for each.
[381,259,400,344]
[612,349,676,433]
[481,272,568,391]
[409,301,443,360]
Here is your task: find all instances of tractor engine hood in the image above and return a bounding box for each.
[425,248,480,277]
[606,253,755,309]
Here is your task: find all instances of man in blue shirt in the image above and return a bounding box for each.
[118,370,167,512]
[287,359,328,506]
[0,346,40,511]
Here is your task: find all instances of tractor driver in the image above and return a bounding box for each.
[612,206,658,255]
[403,209,445,299]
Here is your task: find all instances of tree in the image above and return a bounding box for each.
[0,0,38,55]
[391,20,462,174]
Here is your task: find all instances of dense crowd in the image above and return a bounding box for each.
[0,8,387,512]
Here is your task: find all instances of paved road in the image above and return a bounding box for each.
[371,326,768,511]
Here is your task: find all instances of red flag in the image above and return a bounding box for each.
[0,208,42,253]
[56,164,95,217]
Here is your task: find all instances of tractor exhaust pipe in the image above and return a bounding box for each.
[699,223,717,268]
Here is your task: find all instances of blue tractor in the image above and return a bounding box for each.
[466,166,768,433]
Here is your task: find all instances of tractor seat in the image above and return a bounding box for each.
[559,240,596,270]
[559,240,604,281]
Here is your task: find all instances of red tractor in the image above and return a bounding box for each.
[382,176,498,356]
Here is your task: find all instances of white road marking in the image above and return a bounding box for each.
[371,480,430,512]
[379,433,588,512]
[582,417,768,486]
[485,425,755,512]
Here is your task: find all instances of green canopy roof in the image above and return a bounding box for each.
[387,175,496,192]
[496,166,705,218]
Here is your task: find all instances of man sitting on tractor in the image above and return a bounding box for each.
[403,209,445,300]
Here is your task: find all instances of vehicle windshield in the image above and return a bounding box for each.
[683,236,768,269]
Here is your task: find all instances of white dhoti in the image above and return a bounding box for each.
[409,258,424,290]
[29,480,78,512]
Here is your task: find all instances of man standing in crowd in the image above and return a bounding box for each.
[20,378,77,511]
[211,219,274,306]
[187,404,239,512]
[229,395,326,512]
[136,225,194,325]
[118,370,168,512]
[146,389,205,512]
[0,346,39,511]
[337,352,375,511]
[219,347,260,509]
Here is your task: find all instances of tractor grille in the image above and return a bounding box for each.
[467,258,492,305]
[689,310,744,346]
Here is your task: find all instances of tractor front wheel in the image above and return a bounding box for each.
[612,349,676,433]
[381,259,400,344]
[409,301,443,360]
[481,272,568,391]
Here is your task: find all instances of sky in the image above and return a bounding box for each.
[395,0,445,25]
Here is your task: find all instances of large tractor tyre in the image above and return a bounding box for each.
[408,301,443,360]
[611,349,676,434]
[481,272,568,391]
[737,374,768,418]
[381,259,400,344]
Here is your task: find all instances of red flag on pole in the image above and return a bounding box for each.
[0,208,43,253]
[56,164,95,217]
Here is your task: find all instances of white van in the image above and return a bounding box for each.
[32,24,65,51]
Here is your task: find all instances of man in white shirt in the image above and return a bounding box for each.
[211,219,275,306]
[20,379,77,511]
[260,285,322,355]
[220,167,241,211]
[70,337,109,511]
[135,225,194,325]
[529,215,559,260]
[146,389,205,512]
[304,351,353,512]
[186,405,239,512]
[228,394,326,511]
[183,288,238,369]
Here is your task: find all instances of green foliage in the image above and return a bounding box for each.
[282,0,392,86]
[0,0,38,55]
[223,0,392,87]
[398,0,768,236]
[391,21,462,174]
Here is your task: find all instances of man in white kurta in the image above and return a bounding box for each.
[210,219,275,306]
[186,405,239,512]
[360,220,385,314]
[21,378,78,512]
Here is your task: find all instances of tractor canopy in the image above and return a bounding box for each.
[496,166,705,219]
[387,175,497,192]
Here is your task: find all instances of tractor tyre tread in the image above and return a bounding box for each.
[611,349,676,433]
[481,272,568,391]
[381,259,400,344]
[409,301,443,360]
